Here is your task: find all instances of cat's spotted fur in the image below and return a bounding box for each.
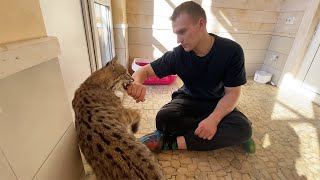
[72,57,164,180]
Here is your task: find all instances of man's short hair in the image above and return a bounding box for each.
[170,1,207,23]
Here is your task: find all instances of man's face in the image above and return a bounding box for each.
[172,13,202,52]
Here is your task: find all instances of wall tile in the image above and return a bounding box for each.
[263,51,288,71]
[268,35,294,55]
[113,28,126,49]
[0,148,16,180]
[275,53,289,71]
[0,60,72,180]
[263,50,278,67]
[115,48,127,67]
[274,11,304,34]
[261,64,282,85]
[281,0,308,12]
[33,125,84,180]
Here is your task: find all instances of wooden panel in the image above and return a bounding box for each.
[204,7,279,23]
[126,0,154,15]
[128,28,252,52]
[128,28,177,48]
[207,20,275,34]
[246,63,263,76]
[127,1,279,24]
[127,14,172,29]
[247,34,272,50]
[244,50,267,64]
[202,0,282,11]
[129,44,166,59]
[215,33,249,49]
[128,14,276,34]
[0,0,47,44]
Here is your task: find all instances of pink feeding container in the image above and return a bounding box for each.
[132,58,176,85]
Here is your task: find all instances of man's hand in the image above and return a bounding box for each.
[127,82,146,103]
[194,117,219,140]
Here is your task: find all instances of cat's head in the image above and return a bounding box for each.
[83,57,133,91]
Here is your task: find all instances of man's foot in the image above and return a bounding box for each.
[242,138,256,154]
[138,130,178,152]
[138,130,164,153]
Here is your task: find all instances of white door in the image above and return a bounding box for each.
[300,21,320,105]
[302,44,320,95]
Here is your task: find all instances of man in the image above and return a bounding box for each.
[127,1,255,153]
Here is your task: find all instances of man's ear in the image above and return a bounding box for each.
[199,18,206,30]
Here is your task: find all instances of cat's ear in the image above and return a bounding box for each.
[105,56,118,67]
[110,56,118,65]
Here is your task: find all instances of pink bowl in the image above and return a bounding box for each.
[144,75,176,85]
[132,59,176,85]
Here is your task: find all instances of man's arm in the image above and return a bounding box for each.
[127,64,156,102]
[194,86,242,140]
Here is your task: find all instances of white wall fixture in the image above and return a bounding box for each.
[285,16,295,24]
[270,54,279,61]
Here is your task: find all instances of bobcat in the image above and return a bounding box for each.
[72,57,164,180]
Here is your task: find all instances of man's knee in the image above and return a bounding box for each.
[237,115,252,142]
[156,106,181,132]
[224,110,252,142]
[242,119,252,141]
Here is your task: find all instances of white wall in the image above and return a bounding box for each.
[39,0,92,114]
[0,37,84,179]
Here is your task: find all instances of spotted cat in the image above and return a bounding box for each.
[72,57,164,180]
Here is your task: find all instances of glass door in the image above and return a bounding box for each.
[81,0,115,71]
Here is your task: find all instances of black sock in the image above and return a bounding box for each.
[162,135,178,150]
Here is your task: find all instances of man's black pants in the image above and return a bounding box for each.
[156,93,252,151]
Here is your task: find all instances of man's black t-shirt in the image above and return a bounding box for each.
[150,33,246,102]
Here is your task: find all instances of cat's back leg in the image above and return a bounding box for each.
[125,108,141,133]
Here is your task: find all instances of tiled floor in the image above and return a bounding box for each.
[84,78,320,180]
